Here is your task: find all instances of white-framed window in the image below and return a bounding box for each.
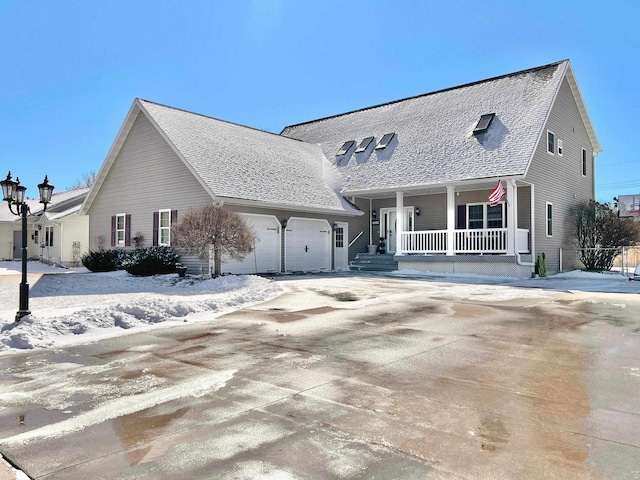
[547,130,555,154]
[557,139,563,156]
[159,209,171,246]
[467,202,505,229]
[116,213,126,246]
[546,202,553,237]
[581,148,587,176]
[44,226,54,247]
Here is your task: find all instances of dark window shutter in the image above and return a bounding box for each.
[125,214,132,247]
[152,212,159,246]
[171,209,178,224]
[111,216,116,246]
[456,205,466,229]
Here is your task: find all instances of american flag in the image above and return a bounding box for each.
[488,181,505,206]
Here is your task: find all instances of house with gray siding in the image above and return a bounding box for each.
[82,59,600,277]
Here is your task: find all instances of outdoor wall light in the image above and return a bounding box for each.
[281,219,288,228]
[415,207,421,216]
[1,172,54,322]
[371,210,377,219]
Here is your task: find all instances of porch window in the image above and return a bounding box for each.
[468,205,484,229]
[487,204,504,228]
[467,203,504,229]
[45,226,54,247]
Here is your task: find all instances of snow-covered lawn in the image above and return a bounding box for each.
[0,261,282,353]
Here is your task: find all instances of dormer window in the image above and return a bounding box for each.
[473,113,495,134]
[375,133,396,150]
[337,140,356,156]
[355,136,374,153]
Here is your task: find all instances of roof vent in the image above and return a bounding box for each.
[355,136,374,153]
[473,113,495,134]
[337,140,356,156]
[375,133,396,150]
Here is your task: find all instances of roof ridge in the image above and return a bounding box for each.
[137,98,310,146]
[281,59,568,132]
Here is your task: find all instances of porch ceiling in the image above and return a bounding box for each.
[345,178,529,200]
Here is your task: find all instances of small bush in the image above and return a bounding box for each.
[122,246,180,276]
[82,249,128,272]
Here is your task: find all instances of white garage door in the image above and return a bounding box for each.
[285,217,331,272]
[221,214,281,274]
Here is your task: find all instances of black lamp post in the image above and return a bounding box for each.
[1,171,54,322]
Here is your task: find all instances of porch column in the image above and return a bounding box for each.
[395,191,404,255]
[446,185,455,255]
[506,179,517,255]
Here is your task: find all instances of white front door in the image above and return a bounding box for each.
[333,222,348,271]
[381,207,415,253]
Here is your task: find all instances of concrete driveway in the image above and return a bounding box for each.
[1,274,639,479]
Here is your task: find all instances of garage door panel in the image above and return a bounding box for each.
[285,217,331,272]
[222,214,281,274]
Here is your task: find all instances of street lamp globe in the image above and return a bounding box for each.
[0,172,17,202]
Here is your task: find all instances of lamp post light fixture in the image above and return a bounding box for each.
[1,172,54,322]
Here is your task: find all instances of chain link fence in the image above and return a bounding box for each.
[560,246,640,276]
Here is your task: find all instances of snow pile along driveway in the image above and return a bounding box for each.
[0,270,282,353]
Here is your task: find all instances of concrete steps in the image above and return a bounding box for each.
[349,253,398,272]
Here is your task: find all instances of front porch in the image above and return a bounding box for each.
[355,178,536,277]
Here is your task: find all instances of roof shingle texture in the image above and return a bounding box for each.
[139,100,358,214]
[281,61,567,193]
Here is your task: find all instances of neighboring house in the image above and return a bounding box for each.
[617,195,640,222]
[81,59,600,277]
[0,188,89,266]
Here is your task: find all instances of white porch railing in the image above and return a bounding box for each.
[401,230,447,253]
[398,228,530,254]
[455,228,507,253]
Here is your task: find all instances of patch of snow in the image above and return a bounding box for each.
[0,267,282,353]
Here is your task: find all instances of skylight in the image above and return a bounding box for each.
[375,133,396,150]
[355,136,374,153]
[337,140,356,156]
[473,113,495,134]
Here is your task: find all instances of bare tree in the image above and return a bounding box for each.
[69,171,97,190]
[171,204,256,277]
[571,200,640,271]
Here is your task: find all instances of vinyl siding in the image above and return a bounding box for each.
[59,215,89,265]
[87,111,212,260]
[525,78,596,273]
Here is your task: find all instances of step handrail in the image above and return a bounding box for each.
[348,230,364,248]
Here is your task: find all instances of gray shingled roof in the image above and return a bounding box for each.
[281,61,569,193]
[1,188,88,223]
[138,100,360,215]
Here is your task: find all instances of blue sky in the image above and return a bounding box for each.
[1,1,638,202]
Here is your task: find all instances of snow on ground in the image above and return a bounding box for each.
[0,261,283,353]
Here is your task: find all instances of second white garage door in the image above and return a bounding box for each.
[284,217,332,272]
[221,214,281,274]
